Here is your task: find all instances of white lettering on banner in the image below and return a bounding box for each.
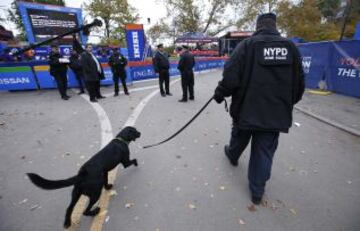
[302,57,312,74]
[133,69,154,78]
[0,77,31,85]
[132,31,140,58]
[264,47,288,60]
[337,68,359,78]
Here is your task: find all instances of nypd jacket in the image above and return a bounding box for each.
[108,54,128,77]
[152,51,170,73]
[49,52,67,77]
[178,51,195,72]
[215,28,305,133]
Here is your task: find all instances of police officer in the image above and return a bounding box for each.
[213,13,305,205]
[177,45,195,102]
[153,44,172,97]
[108,49,129,96]
[49,44,70,100]
[69,49,85,95]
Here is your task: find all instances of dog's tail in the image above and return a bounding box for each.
[27,173,78,190]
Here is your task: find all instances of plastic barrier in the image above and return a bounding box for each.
[298,40,360,98]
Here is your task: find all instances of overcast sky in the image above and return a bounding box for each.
[0,0,167,43]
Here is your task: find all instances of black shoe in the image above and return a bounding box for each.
[224,145,238,166]
[189,97,194,101]
[61,96,69,100]
[78,91,85,95]
[90,98,98,103]
[178,99,187,102]
[161,93,166,97]
[166,93,172,96]
[97,95,106,99]
[251,195,262,205]
[114,93,119,97]
[125,92,130,95]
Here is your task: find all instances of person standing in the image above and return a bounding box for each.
[213,13,305,205]
[177,45,195,102]
[80,44,106,103]
[152,44,172,97]
[108,49,129,96]
[69,49,85,95]
[48,44,70,100]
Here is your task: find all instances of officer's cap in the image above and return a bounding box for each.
[182,45,189,49]
[257,13,276,23]
[157,43,164,48]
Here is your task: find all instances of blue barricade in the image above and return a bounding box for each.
[0,65,38,90]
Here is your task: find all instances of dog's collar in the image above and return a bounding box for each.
[114,137,130,145]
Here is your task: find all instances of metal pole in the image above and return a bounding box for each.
[339,0,353,41]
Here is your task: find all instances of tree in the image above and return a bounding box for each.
[7,0,65,41]
[85,0,139,45]
[147,0,239,45]
[277,0,340,41]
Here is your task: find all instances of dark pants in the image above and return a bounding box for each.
[180,70,194,100]
[227,126,279,197]
[74,72,85,92]
[113,73,128,94]
[158,69,170,94]
[53,74,68,98]
[86,81,101,100]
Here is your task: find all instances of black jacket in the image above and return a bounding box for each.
[178,51,195,72]
[108,53,127,77]
[80,52,105,82]
[152,51,170,73]
[69,54,83,76]
[215,28,305,133]
[49,52,67,77]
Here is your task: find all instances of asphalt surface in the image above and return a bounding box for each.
[0,70,359,231]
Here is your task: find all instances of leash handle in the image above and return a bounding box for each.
[142,96,214,149]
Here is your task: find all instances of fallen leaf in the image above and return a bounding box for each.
[19,199,28,204]
[239,219,246,225]
[261,199,268,207]
[105,216,110,223]
[125,203,135,209]
[109,190,117,196]
[219,186,226,191]
[188,204,196,210]
[270,203,279,211]
[289,166,296,172]
[247,204,257,212]
[289,208,297,215]
[30,204,40,211]
[204,182,209,186]
[294,122,301,127]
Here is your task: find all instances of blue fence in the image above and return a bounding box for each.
[298,40,360,98]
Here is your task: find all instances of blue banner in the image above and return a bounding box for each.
[298,42,331,89]
[125,24,145,61]
[0,66,38,90]
[327,41,360,98]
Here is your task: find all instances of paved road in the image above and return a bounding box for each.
[0,70,359,231]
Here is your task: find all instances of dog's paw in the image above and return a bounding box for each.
[64,219,71,229]
[105,184,113,190]
[133,159,138,167]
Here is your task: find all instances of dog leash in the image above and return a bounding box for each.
[142,96,228,149]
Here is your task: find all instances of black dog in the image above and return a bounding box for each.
[27,126,141,228]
